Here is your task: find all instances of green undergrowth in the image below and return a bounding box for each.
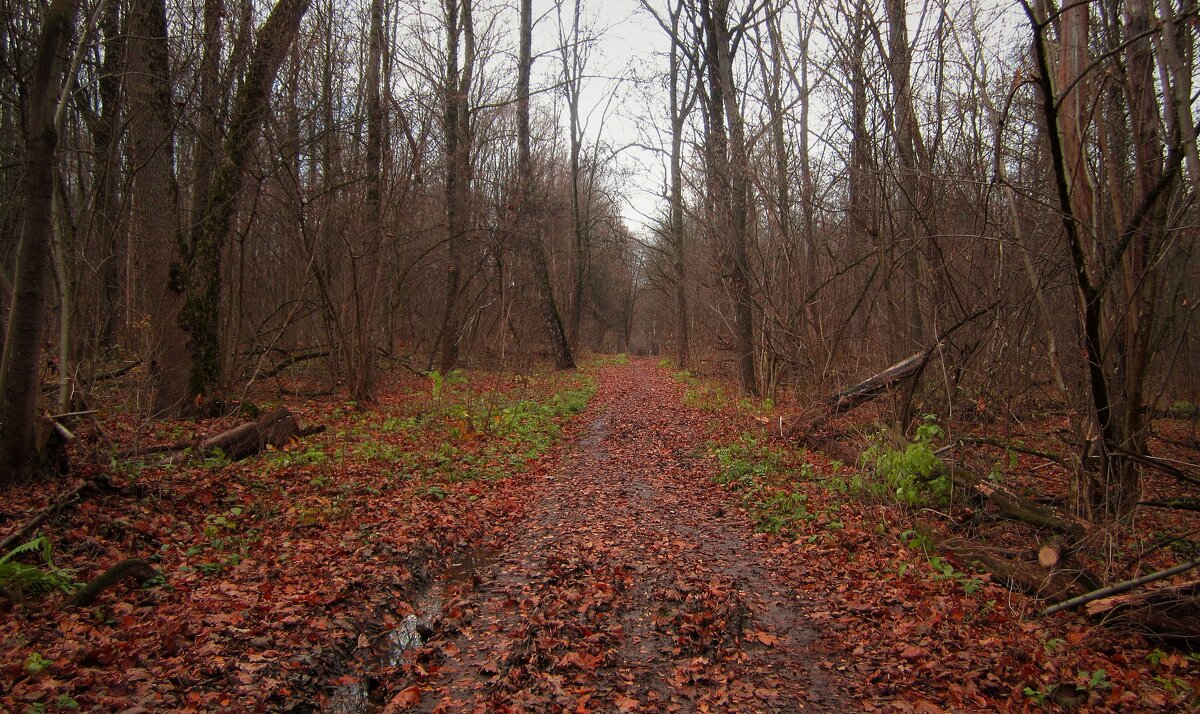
[709,434,839,540]
[857,415,950,508]
[0,536,78,598]
[333,369,598,483]
[669,369,774,416]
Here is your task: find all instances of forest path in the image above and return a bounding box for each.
[407,359,844,712]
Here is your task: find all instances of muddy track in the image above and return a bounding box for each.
[409,361,844,712]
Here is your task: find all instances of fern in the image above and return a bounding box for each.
[0,536,77,596]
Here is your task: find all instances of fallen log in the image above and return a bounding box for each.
[956,435,1069,468]
[200,407,316,461]
[917,522,1096,602]
[1042,557,1200,617]
[784,346,938,438]
[1084,580,1200,642]
[1139,498,1200,513]
[951,469,1087,538]
[63,558,159,609]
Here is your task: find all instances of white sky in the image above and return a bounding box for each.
[531,0,671,239]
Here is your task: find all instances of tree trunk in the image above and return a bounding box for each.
[351,0,385,403]
[91,0,123,349]
[438,0,474,374]
[179,0,312,400]
[187,0,225,237]
[701,0,757,396]
[518,0,573,370]
[884,0,927,353]
[0,0,79,484]
[560,0,588,350]
[127,0,190,417]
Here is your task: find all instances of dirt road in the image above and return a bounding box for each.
[402,361,843,712]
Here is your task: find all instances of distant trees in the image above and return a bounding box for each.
[1,0,1196,517]
[630,0,1197,523]
[0,0,639,479]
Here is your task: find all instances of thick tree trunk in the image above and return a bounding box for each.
[883,0,927,352]
[92,0,123,348]
[188,0,225,235]
[127,0,190,417]
[517,0,573,370]
[179,0,312,400]
[0,0,79,484]
[438,0,474,374]
[701,0,757,396]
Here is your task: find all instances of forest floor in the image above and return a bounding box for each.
[1,357,1199,712]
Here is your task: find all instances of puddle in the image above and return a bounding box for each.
[324,545,499,713]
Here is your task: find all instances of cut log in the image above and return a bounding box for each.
[784,346,937,438]
[1038,539,1066,568]
[199,407,303,461]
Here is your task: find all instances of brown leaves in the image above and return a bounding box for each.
[384,685,422,711]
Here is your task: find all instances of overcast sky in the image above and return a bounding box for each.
[531,0,671,239]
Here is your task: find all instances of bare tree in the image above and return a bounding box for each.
[0,0,79,482]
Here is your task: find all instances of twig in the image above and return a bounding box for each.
[957,435,1068,467]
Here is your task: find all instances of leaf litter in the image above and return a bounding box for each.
[1,358,1198,712]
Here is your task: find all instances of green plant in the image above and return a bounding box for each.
[1153,674,1193,700]
[1042,637,1066,655]
[24,652,52,674]
[428,369,466,401]
[927,556,983,595]
[860,416,950,507]
[0,536,77,597]
[657,358,673,369]
[265,444,327,469]
[899,529,934,553]
[755,490,811,535]
[198,449,232,470]
[54,695,79,711]
[1076,669,1110,692]
[712,434,783,488]
[1023,684,1058,705]
[1171,400,1197,416]
[420,485,448,500]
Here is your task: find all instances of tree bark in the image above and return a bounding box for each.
[127,0,191,417]
[884,0,927,352]
[0,0,79,484]
[701,0,757,396]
